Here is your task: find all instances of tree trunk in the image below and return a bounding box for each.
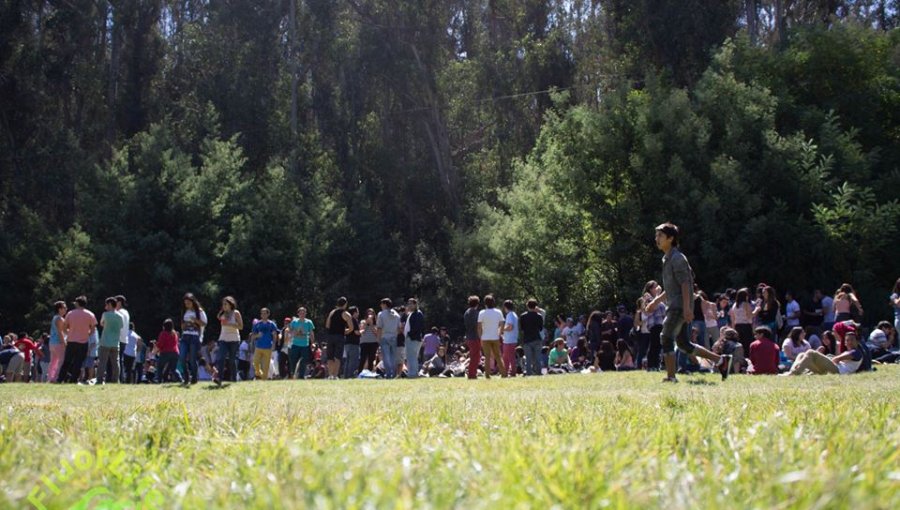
[106,1,120,146]
[290,0,299,162]
[746,0,758,44]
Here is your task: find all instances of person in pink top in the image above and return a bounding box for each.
[60,296,97,383]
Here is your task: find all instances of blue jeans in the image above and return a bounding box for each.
[405,340,423,378]
[523,341,542,376]
[690,321,707,349]
[289,344,311,379]
[158,352,181,382]
[215,341,239,382]
[178,333,201,383]
[380,338,397,378]
[343,344,360,379]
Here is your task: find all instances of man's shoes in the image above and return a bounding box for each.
[662,376,678,383]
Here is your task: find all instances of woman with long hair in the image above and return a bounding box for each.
[359,308,379,373]
[641,280,665,371]
[614,339,636,371]
[179,293,207,385]
[753,286,781,337]
[48,301,68,383]
[730,288,754,355]
[214,296,243,385]
[634,297,649,370]
[834,283,864,322]
[783,326,811,362]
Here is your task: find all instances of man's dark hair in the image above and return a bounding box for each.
[526,299,538,310]
[105,297,117,308]
[53,301,66,314]
[655,222,680,246]
[115,295,127,306]
[381,298,392,307]
[484,295,496,308]
[74,296,88,307]
[503,299,514,311]
[754,326,773,341]
[468,295,480,307]
[336,297,348,307]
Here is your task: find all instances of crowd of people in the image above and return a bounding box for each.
[2,225,898,384]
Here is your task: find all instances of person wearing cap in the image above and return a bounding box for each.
[645,223,732,382]
[782,330,867,375]
[61,296,97,383]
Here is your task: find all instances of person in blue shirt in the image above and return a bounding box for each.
[251,308,279,380]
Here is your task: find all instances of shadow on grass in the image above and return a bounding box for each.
[203,383,231,390]
[686,379,717,386]
[161,383,192,390]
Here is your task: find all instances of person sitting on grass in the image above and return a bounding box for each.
[443,350,470,377]
[867,321,897,361]
[423,344,448,377]
[782,330,869,375]
[819,330,837,355]
[782,327,812,365]
[712,328,745,374]
[570,337,590,369]
[547,338,573,374]
[0,335,25,382]
[614,339,636,371]
[748,326,780,375]
[594,340,616,372]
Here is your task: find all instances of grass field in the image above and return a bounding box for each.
[2,368,900,509]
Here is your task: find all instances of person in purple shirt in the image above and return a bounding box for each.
[422,327,441,360]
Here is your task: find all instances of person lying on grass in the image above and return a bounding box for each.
[781,330,867,376]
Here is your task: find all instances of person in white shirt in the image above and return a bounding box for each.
[784,291,801,329]
[783,330,865,375]
[501,300,519,377]
[477,295,505,379]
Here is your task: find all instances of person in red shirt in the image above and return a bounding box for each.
[154,319,180,383]
[832,320,858,354]
[14,333,39,382]
[748,326,780,374]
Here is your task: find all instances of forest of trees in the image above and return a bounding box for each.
[1,1,898,335]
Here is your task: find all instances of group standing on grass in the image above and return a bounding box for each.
[2,223,899,384]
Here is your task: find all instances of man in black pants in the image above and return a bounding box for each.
[324,297,352,380]
[645,223,731,382]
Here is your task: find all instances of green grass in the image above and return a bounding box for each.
[2,368,900,509]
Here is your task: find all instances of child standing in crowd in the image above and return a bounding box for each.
[156,319,180,383]
[251,308,278,380]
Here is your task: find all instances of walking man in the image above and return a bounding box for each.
[645,223,731,382]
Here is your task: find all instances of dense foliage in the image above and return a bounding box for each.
[1,1,898,335]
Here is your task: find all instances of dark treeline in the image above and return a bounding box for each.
[1,1,898,336]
